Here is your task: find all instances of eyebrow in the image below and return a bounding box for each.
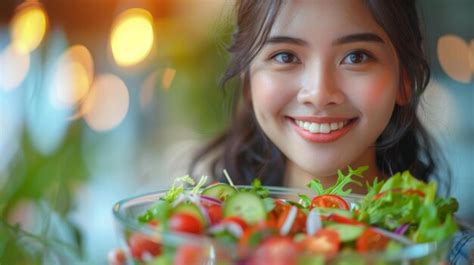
[265,36,309,46]
[332,33,385,45]
[265,33,385,47]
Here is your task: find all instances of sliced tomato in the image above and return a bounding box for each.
[128,233,161,262]
[168,213,203,234]
[207,204,222,225]
[222,216,248,231]
[356,228,390,253]
[300,228,340,257]
[174,244,204,265]
[327,214,365,226]
[277,206,307,235]
[311,194,350,210]
[250,236,300,265]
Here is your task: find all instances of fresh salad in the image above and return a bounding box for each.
[125,166,458,265]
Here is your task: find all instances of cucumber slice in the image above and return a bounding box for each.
[173,202,206,225]
[201,183,237,200]
[223,192,266,224]
[314,207,354,218]
[326,223,366,242]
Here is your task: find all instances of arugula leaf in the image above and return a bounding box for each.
[298,194,312,208]
[307,165,367,196]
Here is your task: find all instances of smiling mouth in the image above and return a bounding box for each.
[293,118,356,134]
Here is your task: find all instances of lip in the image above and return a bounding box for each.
[291,116,350,123]
[288,117,358,143]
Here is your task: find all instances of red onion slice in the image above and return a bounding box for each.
[306,208,322,236]
[199,195,223,205]
[394,223,409,235]
[279,206,298,236]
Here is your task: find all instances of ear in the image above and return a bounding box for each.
[396,70,412,106]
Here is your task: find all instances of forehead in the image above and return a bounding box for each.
[270,0,388,41]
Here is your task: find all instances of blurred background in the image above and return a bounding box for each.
[0,0,472,264]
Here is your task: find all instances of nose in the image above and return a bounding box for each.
[296,66,345,109]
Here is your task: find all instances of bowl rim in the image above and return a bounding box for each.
[112,185,453,261]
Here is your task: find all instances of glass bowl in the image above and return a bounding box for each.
[112,186,452,265]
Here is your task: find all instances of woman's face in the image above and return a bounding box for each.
[250,0,403,180]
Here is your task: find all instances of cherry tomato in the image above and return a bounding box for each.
[356,228,390,253]
[277,206,307,235]
[168,213,203,234]
[327,214,365,226]
[174,244,204,265]
[148,219,159,228]
[300,228,340,257]
[250,236,300,265]
[128,233,161,262]
[311,195,350,210]
[268,199,290,222]
[207,204,222,225]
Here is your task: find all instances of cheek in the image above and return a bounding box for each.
[352,73,399,113]
[250,72,297,116]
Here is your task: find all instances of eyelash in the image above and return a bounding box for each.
[271,51,300,64]
[341,50,374,65]
[269,50,374,65]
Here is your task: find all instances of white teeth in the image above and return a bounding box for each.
[303,122,310,130]
[294,119,349,134]
[309,123,320,133]
[320,123,330,133]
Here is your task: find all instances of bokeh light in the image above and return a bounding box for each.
[110,8,154,67]
[83,74,129,132]
[10,1,48,54]
[437,34,471,84]
[140,70,158,109]
[0,44,30,91]
[161,67,176,91]
[49,45,94,109]
[470,40,474,73]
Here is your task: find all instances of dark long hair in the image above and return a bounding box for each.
[189,0,450,192]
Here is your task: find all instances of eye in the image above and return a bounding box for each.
[272,52,300,64]
[341,50,372,64]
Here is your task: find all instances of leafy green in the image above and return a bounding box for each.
[241,179,270,198]
[357,170,459,243]
[307,166,367,196]
[162,175,195,203]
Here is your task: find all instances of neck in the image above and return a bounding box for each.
[284,147,384,194]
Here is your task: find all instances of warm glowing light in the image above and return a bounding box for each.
[0,44,30,91]
[470,40,474,73]
[161,67,176,91]
[110,8,154,66]
[140,70,158,109]
[437,35,471,84]
[50,45,94,108]
[10,1,48,53]
[83,74,129,132]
